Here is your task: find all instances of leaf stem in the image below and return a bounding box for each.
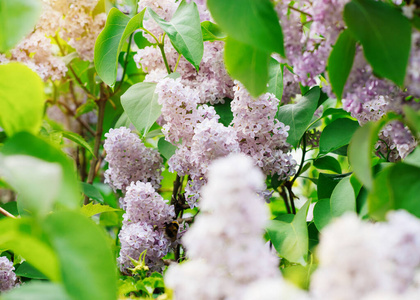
[173,54,181,73]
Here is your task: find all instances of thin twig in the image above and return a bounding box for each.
[0,207,16,219]
[57,100,95,136]
[288,5,312,17]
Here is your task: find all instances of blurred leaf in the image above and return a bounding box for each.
[81,202,121,218]
[148,0,203,70]
[319,118,360,155]
[121,82,161,136]
[61,131,95,157]
[344,0,411,86]
[207,0,285,55]
[368,165,393,221]
[267,200,310,265]
[75,99,97,118]
[43,211,118,300]
[201,21,226,41]
[403,105,420,138]
[0,63,44,136]
[158,137,176,160]
[0,0,42,52]
[327,29,356,99]
[404,146,420,168]
[1,282,70,300]
[94,8,145,87]
[224,37,269,97]
[267,58,284,102]
[276,87,320,148]
[313,156,342,174]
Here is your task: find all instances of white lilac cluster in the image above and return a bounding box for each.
[231,83,296,179]
[310,210,420,300]
[0,256,17,292]
[165,154,284,300]
[118,181,175,272]
[104,127,163,193]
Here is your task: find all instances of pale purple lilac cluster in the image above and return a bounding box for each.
[310,210,420,300]
[104,127,163,193]
[118,181,175,272]
[165,154,283,300]
[0,256,17,292]
[231,83,297,179]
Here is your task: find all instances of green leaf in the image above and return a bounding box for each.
[319,118,360,155]
[313,156,342,174]
[317,173,349,200]
[0,218,60,281]
[224,37,269,97]
[343,0,411,86]
[81,182,104,203]
[120,82,161,136]
[403,105,420,138]
[43,211,118,300]
[0,63,44,136]
[148,0,203,70]
[1,132,80,210]
[0,155,62,216]
[0,0,42,52]
[212,98,234,127]
[15,262,48,280]
[75,99,97,119]
[94,8,145,87]
[61,131,95,157]
[201,21,226,42]
[327,29,356,99]
[313,199,332,231]
[276,87,320,148]
[81,202,121,218]
[267,200,310,265]
[267,58,284,102]
[368,165,393,221]
[404,146,420,168]
[330,176,356,217]
[157,137,176,160]
[1,282,70,300]
[207,0,285,56]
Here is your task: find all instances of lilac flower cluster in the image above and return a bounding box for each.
[310,210,420,300]
[118,181,175,272]
[0,256,17,292]
[231,83,297,179]
[104,127,163,193]
[165,154,282,299]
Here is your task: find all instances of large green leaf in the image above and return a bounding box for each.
[317,173,349,200]
[368,165,393,221]
[344,0,411,86]
[267,58,284,102]
[329,176,356,217]
[0,218,60,282]
[148,0,203,70]
[1,282,70,300]
[94,8,145,87]
[0,63,44,136]
[0,0,42,52]
[276,87,320,148]
[313,199,332,231]
[313,156,342,174]
[327,29,356,99]
[1,132,80,210]
[267,200,310,265]
[319,118,360,155]
[207,0,285,56]
[224,37,269,97]
[120,82,161,136]
[43,212,118,300]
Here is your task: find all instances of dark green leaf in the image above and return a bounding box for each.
[201,21,227,41]
[319,118,360,155]
[344,0,411,86]
[224,37,269,97]
[317,173,349,200]
[212,98,233,127]
[0,63,45,136]
[148,0,203,70]
[314,156,342,174]
[43,211,118,300]
[121,82,161,136]
[81,182,104,203]
[94,8,145,87]
[0,0,42,52]
[327,29,356,99]
[158,137,176,160]
[267,58,284,102]
[267,200,310,265]
[207,0,285,55]
[15,262,48,280]
[276,87,320,148]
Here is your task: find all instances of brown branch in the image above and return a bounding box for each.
[0,207,16,219]
[57,101,95,136]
